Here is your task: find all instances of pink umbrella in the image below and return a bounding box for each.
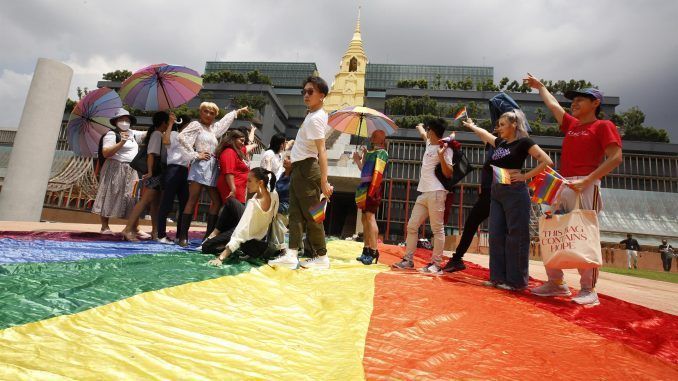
[119,63,203,111]
[66,87,122,157]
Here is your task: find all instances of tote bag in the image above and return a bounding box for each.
[538,197,602,269]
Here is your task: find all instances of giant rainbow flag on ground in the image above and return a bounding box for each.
[1,230,677,379]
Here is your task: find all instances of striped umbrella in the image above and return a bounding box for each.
[66,87,121,157]
[119,63,202,111]
[327,106,398,138]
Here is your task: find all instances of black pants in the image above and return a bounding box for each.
[202,198,245,254]
[661,252,673,272]
[452,189,491,261]
[157,164,190,239]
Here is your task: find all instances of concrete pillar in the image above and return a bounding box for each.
[0,58,73,221]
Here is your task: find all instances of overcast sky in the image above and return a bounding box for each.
[1,0,677,141]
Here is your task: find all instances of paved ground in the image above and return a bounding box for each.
[2,221,676,315]
[462,252,678,315]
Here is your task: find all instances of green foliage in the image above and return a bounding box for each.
[202,70,272,85]
[396,79,428,89]
[64,98,77,113]
[233,94,267,112]
[385,96,437,115]
[476,78,499,92]
[394,114,439,129]
[102,70,132,82]
[611,106,669,143]
[528,120,563,137]
[76,87,89,100]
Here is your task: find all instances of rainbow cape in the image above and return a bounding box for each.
[529,166,568,205]
[355,149,389,209]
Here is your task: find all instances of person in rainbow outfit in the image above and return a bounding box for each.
[353,130,389,265]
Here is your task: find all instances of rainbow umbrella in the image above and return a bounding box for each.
[66,87,122,157]
[119,63,202,111]
[328,106,398,138]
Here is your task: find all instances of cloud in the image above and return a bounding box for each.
[0,70,32,129]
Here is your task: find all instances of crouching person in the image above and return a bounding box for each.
[207,168,279,266]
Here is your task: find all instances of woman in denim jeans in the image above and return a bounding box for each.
[463,111,552,290]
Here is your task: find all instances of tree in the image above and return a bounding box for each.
[611,106,669,143]
[76,87,89,100]
[233,94,267,112]
[102,70,132,82]
[498,77,509,91]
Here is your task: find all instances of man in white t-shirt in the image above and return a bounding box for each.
[269,76,334,270]
[393,118,454,275]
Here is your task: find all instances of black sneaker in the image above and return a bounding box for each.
[442,258,466,273]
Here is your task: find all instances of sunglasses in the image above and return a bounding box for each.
[300,89,315,96]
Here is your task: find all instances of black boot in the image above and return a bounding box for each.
[356,246,369,262]
[203,214,219,242]
[442,255,466,273]
[360,249,379,265]
[177,213,193,247]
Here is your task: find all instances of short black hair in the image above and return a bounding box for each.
[303,76,329,96]
[268,132,286,154]
[426,117,447,139]
[152,111,170,127]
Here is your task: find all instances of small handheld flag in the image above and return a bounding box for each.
[528,166,568,205]
[491,165,512,185]
[453,107,467,121]
[309,196,328,223]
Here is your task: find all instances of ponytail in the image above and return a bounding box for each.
[251,167,277,192]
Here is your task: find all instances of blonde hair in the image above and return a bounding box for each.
[199,102,219,114]
[499,109,529,139]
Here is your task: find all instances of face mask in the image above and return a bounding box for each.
[117,121,131,130]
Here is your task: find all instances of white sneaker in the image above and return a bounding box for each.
[268,251,299,270]
[530,281,572,297]
[300,255,330,270]
[418,263,442,275]
[136,231,152,240]
[157,237,174,244]
[572,289,600,306]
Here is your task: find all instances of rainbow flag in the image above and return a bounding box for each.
[529,166,567,205]
[453,107,467,121]
[355,186,367,209]
[309,197,328,223]
[2,232,678,379]
[491,165,512,185]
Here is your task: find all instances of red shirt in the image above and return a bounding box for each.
[217,147,249,203]
[559,113,621,177]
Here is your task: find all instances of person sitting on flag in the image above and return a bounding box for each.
[206,167,279,265]
[463,111,552,290]
[524,73,622,306]
[392,118,454,275]
[268,76,334,270]
[353,130,389,265]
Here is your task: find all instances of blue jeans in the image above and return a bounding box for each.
[489,182,530,288]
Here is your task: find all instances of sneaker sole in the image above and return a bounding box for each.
[530,291,572,297]
[268,262,300,270]
[573,299,600,307]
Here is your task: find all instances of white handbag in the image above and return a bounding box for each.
[539,196,603,269]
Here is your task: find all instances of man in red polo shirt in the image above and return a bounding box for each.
[524,73,622,306]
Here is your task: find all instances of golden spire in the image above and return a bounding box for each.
[346,6,365,56]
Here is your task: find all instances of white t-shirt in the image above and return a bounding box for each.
[226,191,280,253]
[417,142,454,193]
[290,108,328,163]
[166,131,190,167]
[260,149,284,179]
[102,130,145,163]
